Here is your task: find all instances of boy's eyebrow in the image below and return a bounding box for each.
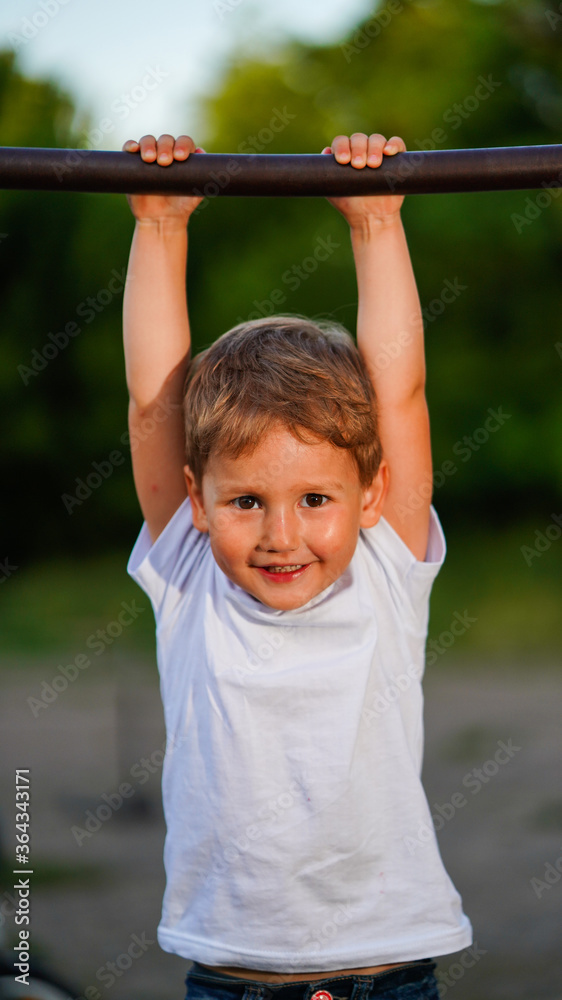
[214,479,348,495]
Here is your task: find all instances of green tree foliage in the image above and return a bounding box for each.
[2,0,562,563]
[0,51,137,559]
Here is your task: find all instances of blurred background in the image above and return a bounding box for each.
[0,1,561,998]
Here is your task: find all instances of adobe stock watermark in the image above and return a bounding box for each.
[27,600,144,716]
[213,0,244,18]
[362,613,476,726]
[0,558,18,583]
[341,0,405,62]
[511,173,562,234]
[545,4,562,30]
[384,74,502,192]
[233,234,341,323]
[363,278,466,381]
[404,739,521,856]
[8,0,73,49]
[192,107,296,214]
[124,397,184,454]
[419,277,467,326]
[61,396,181,514]
[232,623,295,680]
[426,609,477,666]
[299,902,356,953]
[530,843,562,899]
[75,932,156,999]
[393,406,511,523]
[17,269,126,386]
[367,329,413,376]
[236,107,296,155]
[78,67,171,151]
[436,943,487,996]
[61,450,126,514]
[203,780,303,887]
[52,67,169,182]
[0,887,21,931]
[71,735,187,846]
[520,513,562,566]
[362,661,419,726]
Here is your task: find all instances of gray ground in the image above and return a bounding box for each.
[1,651,561,1000]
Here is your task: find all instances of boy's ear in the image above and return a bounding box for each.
[359,459,389,529]
[183,465,209,533]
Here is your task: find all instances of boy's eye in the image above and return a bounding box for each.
[301,493,328,508]
[232,496,260,510]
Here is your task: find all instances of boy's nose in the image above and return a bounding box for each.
[257,511,300,552]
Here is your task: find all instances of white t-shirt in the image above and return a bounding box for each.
[127,497,472,971]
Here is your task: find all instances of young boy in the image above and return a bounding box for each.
[122,132,472,1000]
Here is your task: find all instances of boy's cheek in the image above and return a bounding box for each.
[211,507,237,534]
[313,508,361,552]
[208,516,249,564]
[209,506,255,548]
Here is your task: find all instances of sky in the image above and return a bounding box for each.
[0,0,373,149]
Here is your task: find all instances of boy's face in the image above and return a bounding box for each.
[184,424,388,611]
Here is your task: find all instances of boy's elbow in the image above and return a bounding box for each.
[128,397,158,426]
[409,377,426,400]
[379,378,426,409]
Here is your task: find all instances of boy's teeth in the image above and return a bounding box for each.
[267,564,303,573]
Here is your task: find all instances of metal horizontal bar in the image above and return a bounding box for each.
[0,145,562,196]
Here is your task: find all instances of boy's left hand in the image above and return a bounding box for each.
[321,132,406,227]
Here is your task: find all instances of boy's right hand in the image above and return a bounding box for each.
[123,134,206,224]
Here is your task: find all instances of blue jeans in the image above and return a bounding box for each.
[185,960,440,1000]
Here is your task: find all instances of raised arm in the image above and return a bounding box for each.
[323,132,432,561]
[122,134,204,543]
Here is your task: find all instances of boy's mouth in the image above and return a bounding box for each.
[265,564,303,573]
[253,563,310,582]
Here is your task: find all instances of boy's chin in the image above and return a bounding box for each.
[253,591,313,611]
[245,576,334,612]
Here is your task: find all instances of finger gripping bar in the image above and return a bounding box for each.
[0,145,562,195]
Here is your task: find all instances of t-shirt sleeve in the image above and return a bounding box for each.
[126,496,207,625]
[360,504,446,634]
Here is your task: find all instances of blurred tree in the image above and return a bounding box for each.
[0,51,137,561]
